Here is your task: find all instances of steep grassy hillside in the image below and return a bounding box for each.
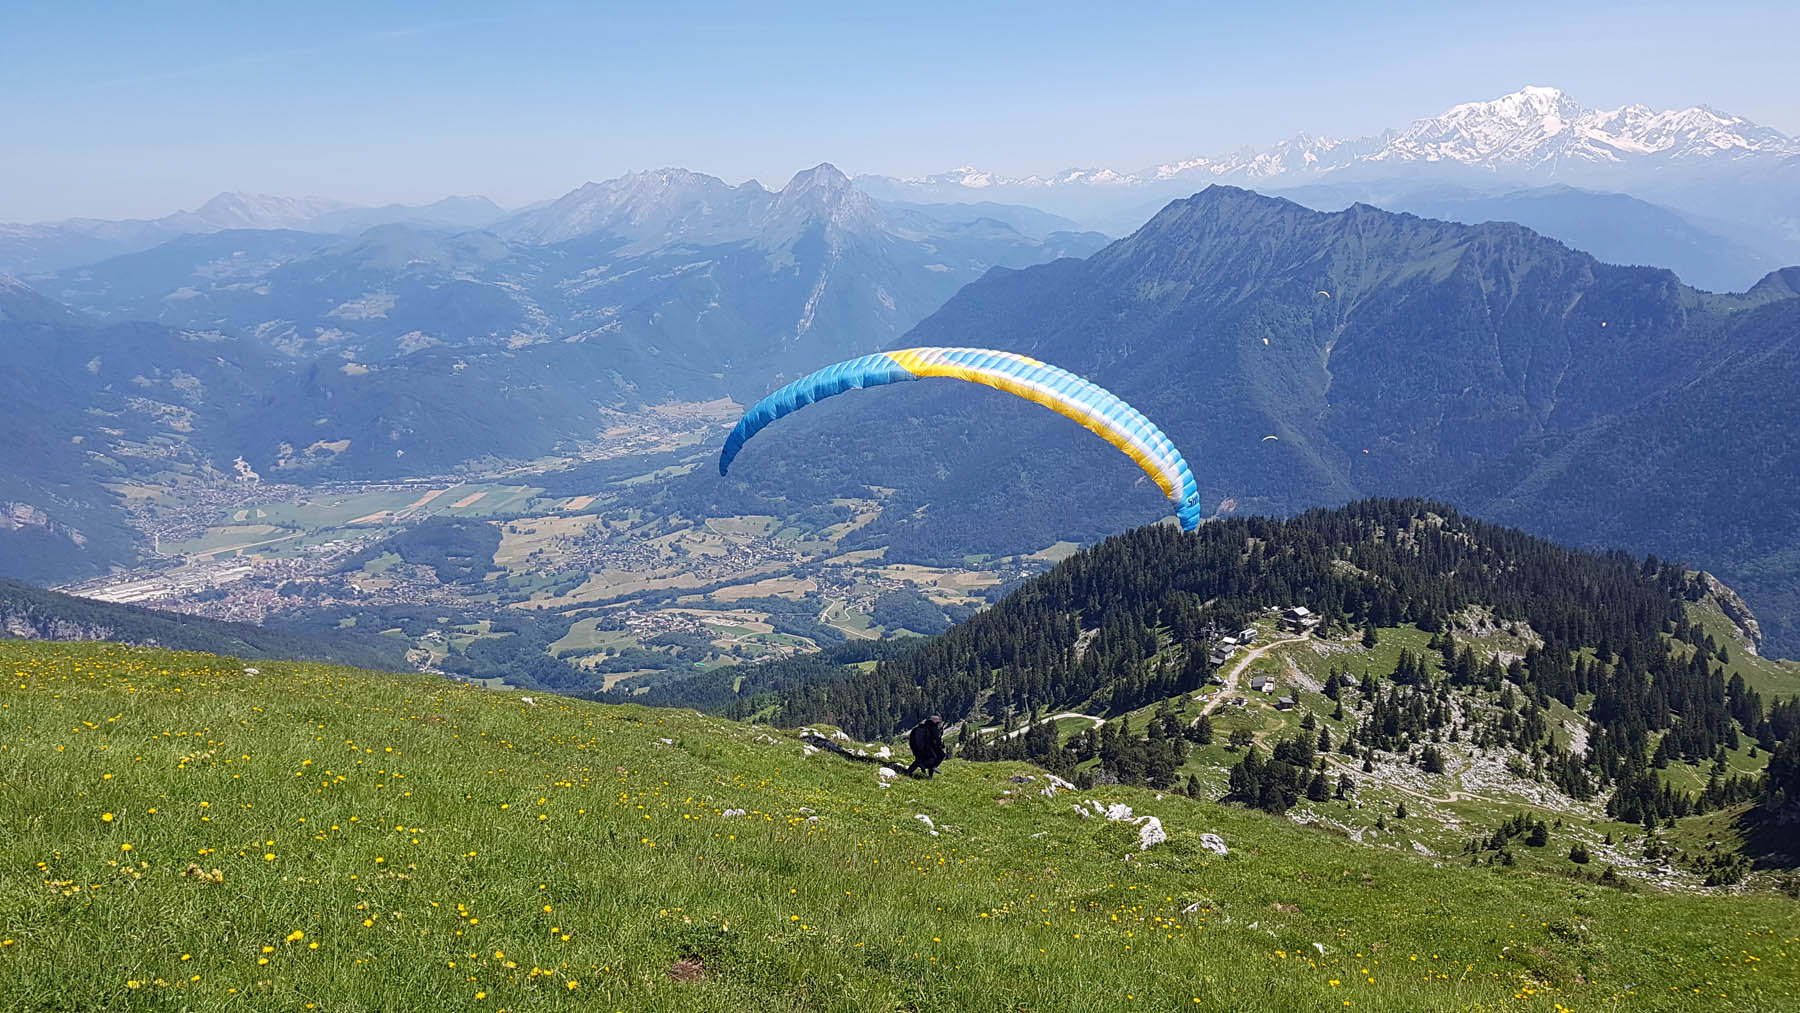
[3,642,1795,1011]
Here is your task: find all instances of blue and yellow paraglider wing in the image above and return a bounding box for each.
[719,347,1202,531]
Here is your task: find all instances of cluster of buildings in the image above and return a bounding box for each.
[1279,605,1322,634]
[1201,605,1330,709]
[617,608,707,637]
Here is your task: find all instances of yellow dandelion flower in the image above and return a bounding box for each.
[101,813,114,822]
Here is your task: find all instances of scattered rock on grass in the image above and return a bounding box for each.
[1134,816,1167,850]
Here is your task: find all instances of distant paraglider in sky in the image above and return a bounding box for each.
[719,347,1203,531]
[1262,435,1280,441]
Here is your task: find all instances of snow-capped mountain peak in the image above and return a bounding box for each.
[859,85,1800,204]
[1367,85,1794,169]
[187,192,350,230]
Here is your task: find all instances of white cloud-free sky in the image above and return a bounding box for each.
[3,0,1796,221]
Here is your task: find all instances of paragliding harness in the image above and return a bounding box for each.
[904,716,946,778]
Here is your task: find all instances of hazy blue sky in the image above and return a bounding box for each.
[3,0,1796,220]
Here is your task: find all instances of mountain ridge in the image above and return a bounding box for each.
[688,185,1800,651]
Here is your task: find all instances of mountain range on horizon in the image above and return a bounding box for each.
[857,85,1800,261]
[860,85,1800,196]
[7,84,1798,275]
[29,162,1105,371]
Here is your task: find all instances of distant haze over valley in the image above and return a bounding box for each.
[2,82,1798,663]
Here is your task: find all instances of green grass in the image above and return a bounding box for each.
[2,641,1797,1012]
[1687,601,1800,698]
[548,618,641,656]
[252,491,424,529]
[158,524,297,558]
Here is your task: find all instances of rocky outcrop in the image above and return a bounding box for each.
[1700,572,1763,656]
[0,606,116,642]
[1,502,87,547]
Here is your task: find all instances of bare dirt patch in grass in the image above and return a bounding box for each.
[402,488,447,511]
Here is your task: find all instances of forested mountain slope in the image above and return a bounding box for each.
[689,188,1800,651]
[0,578,408,669]
[701,501,1747,731]
[0,280,609,580]
[645,501,1799,848]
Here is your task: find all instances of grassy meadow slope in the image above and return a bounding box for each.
[2,642,1796,1012]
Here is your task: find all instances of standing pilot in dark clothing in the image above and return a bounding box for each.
[905,715,946,778]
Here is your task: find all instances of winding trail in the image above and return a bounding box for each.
[998,637,1314,739]
[1196,635,1311,717]
[1001,711,1107,740]
[818,600,878,640]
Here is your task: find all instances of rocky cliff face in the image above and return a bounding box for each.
[1700,571,1763,655]
[1,608,118,643]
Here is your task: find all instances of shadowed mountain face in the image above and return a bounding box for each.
[693,187,1800,651]
[1269,183,1783,293]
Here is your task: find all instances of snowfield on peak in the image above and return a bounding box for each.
[858,85,1800,202]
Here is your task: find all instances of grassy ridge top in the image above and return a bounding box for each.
[2,642,1796,1011]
